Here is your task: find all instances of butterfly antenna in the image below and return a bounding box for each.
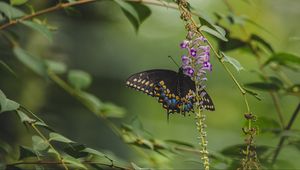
[168,56,180,68]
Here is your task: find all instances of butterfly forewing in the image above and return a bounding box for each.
[126,69,178,96]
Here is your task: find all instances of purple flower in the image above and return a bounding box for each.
[202,62,212,71]
[190,48,197,57]
[199,45,210,52]
[180,31,212,81]
[180,40,189,48]
[181,55,190,65]
[183,66,194,76]
[199,53,210,62]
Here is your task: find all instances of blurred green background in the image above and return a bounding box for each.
[1,0,300,169]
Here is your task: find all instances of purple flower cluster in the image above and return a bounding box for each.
[180,31,212,82]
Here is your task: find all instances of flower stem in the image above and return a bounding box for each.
[195,107,210,170]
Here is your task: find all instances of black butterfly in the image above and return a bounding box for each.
[126,68,215,117]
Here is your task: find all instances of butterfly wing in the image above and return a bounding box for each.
[126,69,178,96]
[126,69,183,113]
[126,69,215,114]
[179,73,215,111]
[199,90,215,111]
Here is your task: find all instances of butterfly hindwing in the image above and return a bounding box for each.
[199,90,215,111]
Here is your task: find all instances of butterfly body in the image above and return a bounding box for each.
[126,68,215,115]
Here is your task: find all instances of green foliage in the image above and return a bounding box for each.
[13,47,47,77]
[264,53,300,70]
[45,60,67,74]
[0,90,20,113]
[244,82,280,91]
[21,20,53,42]
[0,1,25,19]
[198,16,228,41]
[10,0,28,6]
[49,132,74,143]
[114,0,151,32]
[68,70,92,90]
[221,52,244,72]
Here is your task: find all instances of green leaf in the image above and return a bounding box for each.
[0,90,6,109]
[0,1,25,19]
[77,92,102,113]
[289,140,300,151]
[45,60,67,74]
[264,53,300,68]
[0,89,19,113]
[0,60,16,77]
[269,76,284,87]
[199,16,227,41]
[222,52,244,72]
[0,99,19,113]
[280,130,300,138]
[114,0,151,32]
[34,121,54,132]
[244,18,273,36]
[134,139,154,150]
[17,110,35,123]
[19,146,37,160]
[221,144,270,158]
[32,135,49,151]
[131,163,150,170]
[256,116,281,134]
[13,47,47,76]
[63,155,87,170]
[165,140,194,148]
[0,140,12,154]
[68,70,92,90]
[49,132,73,143]
[244,88,261,100]
[64,144,87,158]
[200,25,228,41]
[219,37,248,51]
[10,0,28,6]
[244,82,280,91]
[250,34,274,53]
[82,148,105,157]
[100,103,126,118]
[128,2,151,25]
[21,20,53,42]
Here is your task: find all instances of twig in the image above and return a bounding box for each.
[8,160,131,170]
[0,0,202,30]
[271,103,300,164]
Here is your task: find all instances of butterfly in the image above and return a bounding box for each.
[126,67,215,118]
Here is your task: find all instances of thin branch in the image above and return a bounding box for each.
[0,0,202,31]
[8,160,131,170]
[272,103,300,164]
